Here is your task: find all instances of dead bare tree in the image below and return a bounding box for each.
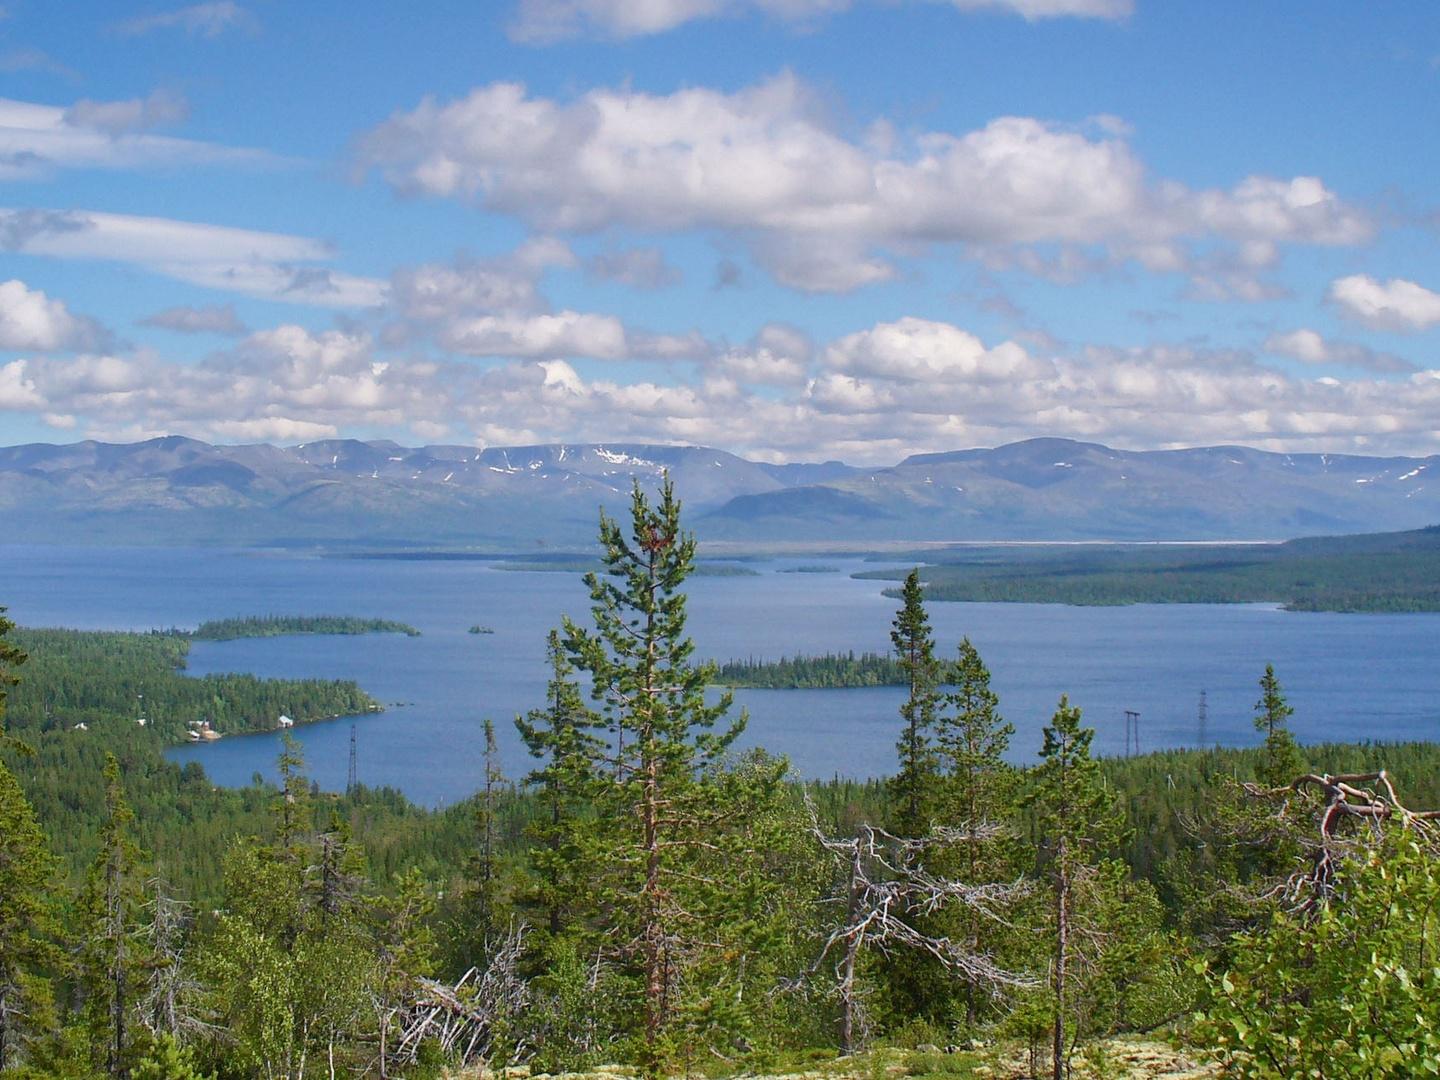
[135,881,209,1041]
[1245,769,1440,914]
[383,922,532,1071]
[798,797,1035,1053]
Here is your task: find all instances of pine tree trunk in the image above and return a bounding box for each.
[965,753,980,1026]
[1052,837,1069,1080]
[641,551,664,1058]
[110,850,128,1080]
[0,984,9,1074]
[111,956,126,1080]
[839,843,864,1054]
[549,792,563,937]
[643,766,662,1051]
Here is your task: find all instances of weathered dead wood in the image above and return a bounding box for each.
[135,882,212,1040]
[1245,769,1440,913]
[792,795,1035,1053]
[382,923,531,1071]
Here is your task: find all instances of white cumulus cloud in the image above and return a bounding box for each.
[824,317,1052,383]
[0,279,109,351]
[357,74,1371,292]
[0,358,42,408]
[1328,275,1440,332]
[1265,329,1415,374]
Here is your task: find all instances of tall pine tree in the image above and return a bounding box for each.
[561,478,788,1067]
[888,569,942,835]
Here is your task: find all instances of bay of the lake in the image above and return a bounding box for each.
[4,544,1438,807]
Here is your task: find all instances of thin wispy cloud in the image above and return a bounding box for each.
[114,2,255,38]
[0,208,385,307]
[140,303,248,336]
[0,97,275,180]
[0,47,79,80]
[509,0,1130,42]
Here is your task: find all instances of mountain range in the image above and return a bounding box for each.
[1,435,1436,548]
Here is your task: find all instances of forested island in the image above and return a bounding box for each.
[187,614,422,640]
[2,488,1438,1079]
[715,650,906,687]
[858,524,1440,612]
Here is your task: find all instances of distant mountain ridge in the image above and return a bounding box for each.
[0,435,1436,547]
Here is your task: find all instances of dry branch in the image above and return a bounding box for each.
[794,794,1035,1053]
[1245,769,1440,913]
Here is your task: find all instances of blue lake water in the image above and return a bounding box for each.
[3,544,1439,807]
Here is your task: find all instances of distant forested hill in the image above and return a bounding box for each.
[858,524,1440,611]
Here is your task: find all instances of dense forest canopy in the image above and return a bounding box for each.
[2,497,1439,1078]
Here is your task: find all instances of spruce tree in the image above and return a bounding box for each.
[888,569,941,835]
[201,740,372,1077]
[560,478,787,1066]
[0,612,58,1073]
[0,762,60,1073]
[0,605,28,753]
[935,637,1019,1023]
[938,638,1015,842]
[515,630,601,938]
[1254,664,1302,787]
[465,716,506,956]
[1026,697,1126,1080]
[273,732,312,858]
[78,753,145,1080]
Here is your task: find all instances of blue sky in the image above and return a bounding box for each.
[1,0,1437,462]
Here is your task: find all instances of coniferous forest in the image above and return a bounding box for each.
[5,483,1440,1079]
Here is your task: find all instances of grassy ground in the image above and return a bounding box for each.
[446,1038,1218,1080]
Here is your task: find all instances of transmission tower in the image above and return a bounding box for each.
[1197,689,1208,748]
[347,724,357,793]
[1124,710,1140,757]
